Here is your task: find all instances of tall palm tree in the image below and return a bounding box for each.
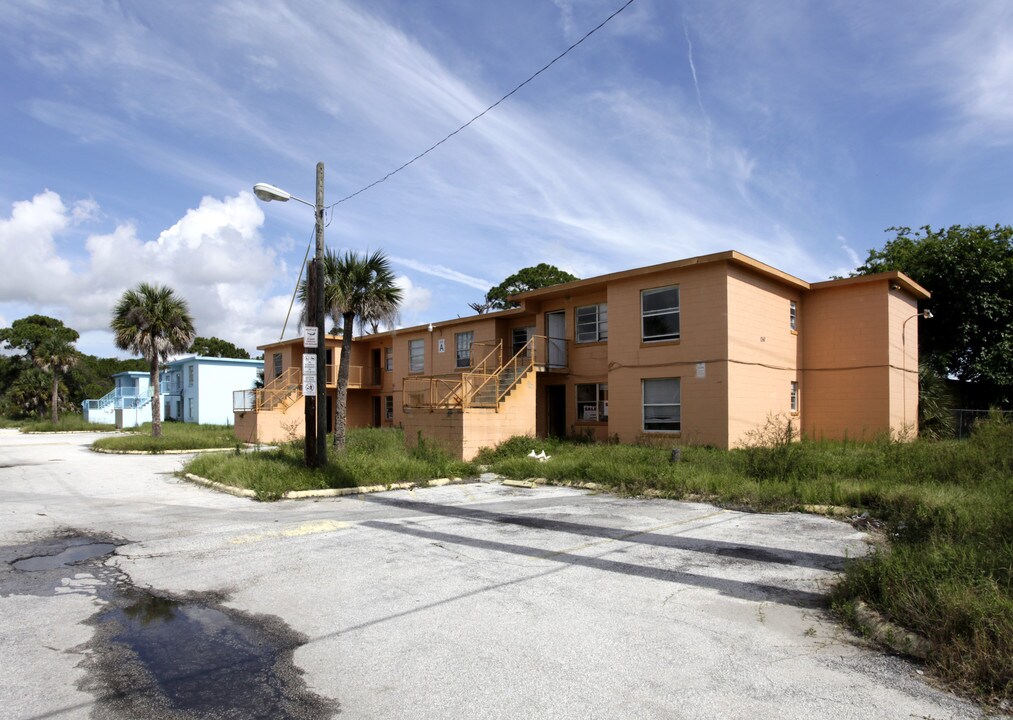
[33,336,78,424]
[301,249,402,451]
[111,283,195,438]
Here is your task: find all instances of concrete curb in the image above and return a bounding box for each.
[20,430,121,435]
[184,473,257,498]
[852,600,931,659]
[180,473,474,500]
[91,446,243,456]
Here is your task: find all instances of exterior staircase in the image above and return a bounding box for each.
[404,338,535,412]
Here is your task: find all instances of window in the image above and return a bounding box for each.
[576,383,608,422]
[512,326,535,357]
[456,331,474,368]
[575,303,608,343]
[790,301,797,332]
[385,347,393,372]
[188,365,194,387]
[409,339,424,373]
[187,397,194,420]
[273,353,282,378]
[791,381,799,413]
[385,395,394,421]
[642,286,680,342]
[643,378,681,432]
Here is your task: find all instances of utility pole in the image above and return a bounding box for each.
[314,162,328,467]
[304,257,318,468]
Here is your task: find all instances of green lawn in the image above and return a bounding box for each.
[19,415,116,432]
[92,422,240,452]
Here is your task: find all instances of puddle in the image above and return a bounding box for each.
[2,533,338,719]
[90,592,336,719]
[13,542,116,571]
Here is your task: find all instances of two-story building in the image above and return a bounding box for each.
[233,250,929,459]
[162,355,263,425]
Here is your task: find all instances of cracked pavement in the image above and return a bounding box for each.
[0,429,995,719]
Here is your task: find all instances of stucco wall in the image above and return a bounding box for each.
[801,277,917,440]
[725,265,802,446]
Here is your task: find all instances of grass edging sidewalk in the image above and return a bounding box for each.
[183,471,471,500]
[94,446,244,456]
[92,423,240,453]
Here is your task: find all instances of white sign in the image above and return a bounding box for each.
[696,362,706,379]
[438,338,445,353]
[302,354,317,397]
[304,327,319,349]
[583,405,598,422]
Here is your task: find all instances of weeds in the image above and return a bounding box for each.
[93,423,238,452]
[184,427,477,501]
[19,415,116,432]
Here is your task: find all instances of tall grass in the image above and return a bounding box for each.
[92,422,239,452]
[476,413,1013,703]
[184,428,477,501]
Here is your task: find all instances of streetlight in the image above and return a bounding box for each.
[253,163,328,468]
[902,309,934,432]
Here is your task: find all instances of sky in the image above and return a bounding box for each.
[1,0,1011,359]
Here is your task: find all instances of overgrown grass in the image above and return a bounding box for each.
[184,427,477,501]
[20,415,116,432]
[92,422,240,452]
[475,414,1013,704]
[0,416,25,429]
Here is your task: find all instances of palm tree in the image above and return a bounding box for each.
[33,336,78,424]
[111,283,195,438]
[301,249,402,451]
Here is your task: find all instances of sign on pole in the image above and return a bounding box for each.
[304,327,319,349]
[302,354,317,396]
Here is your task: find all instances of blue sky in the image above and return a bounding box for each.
[1,0,1010,358]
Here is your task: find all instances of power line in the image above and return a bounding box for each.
[328,0,638,209]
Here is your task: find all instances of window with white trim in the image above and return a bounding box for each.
[456,331,474,368]
[790,301,797,332]
[643,378,681,432]
[385,395,394,421]
[575,303,608,343]
[791,381,799,413]
[385,347,393,372]
[576,383,608,422]
[188,365,194,387]
[409,339,424,373]
[642,286,680,342]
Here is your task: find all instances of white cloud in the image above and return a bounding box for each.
[0,190,292,357]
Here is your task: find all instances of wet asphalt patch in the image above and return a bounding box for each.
[1,533,338,719]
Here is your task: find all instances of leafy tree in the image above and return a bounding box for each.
[111,283,196,438]
[302,249,402,451]
[188,336,250,359]
[0,315,78,357]
[0,315,80,421]
[481,264,579,311]
[2,368,51,419]
[33,336,79,423]
[855,224,1013,405]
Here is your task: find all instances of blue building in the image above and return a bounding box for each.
[161,356,263,425]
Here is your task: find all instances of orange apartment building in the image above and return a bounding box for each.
[234,250,930,460]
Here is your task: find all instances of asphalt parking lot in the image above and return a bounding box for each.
[0,430,993,719]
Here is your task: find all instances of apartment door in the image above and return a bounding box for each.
[371,396,382,428]
[371,348,382,385]
[546,311,567,369]
[546,384,567,438]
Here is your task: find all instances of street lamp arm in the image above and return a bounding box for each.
[253,182,314,208]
